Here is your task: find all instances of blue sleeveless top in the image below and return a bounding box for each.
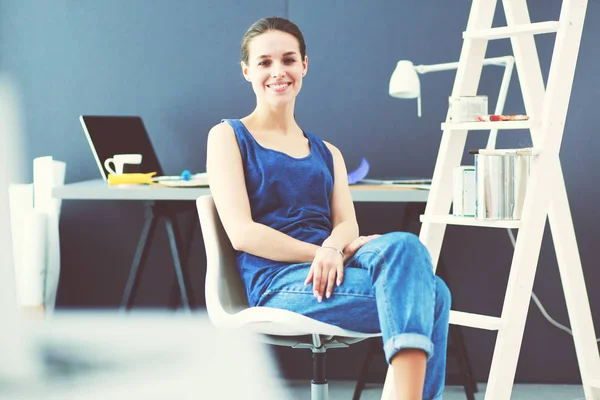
[223,119,335,306]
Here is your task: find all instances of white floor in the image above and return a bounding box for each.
[286,380,587,400]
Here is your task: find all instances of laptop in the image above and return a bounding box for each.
[80,116,164,180]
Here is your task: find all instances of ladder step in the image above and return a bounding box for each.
[441,121,535,131]
[420,215,522,229]
[450,310,502,331]
[464,21,560,40]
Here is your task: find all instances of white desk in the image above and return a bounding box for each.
[52,179,429,202]
[51,179,429,311]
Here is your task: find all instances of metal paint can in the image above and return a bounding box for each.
[475,149,533,220]
[448,95,488,122]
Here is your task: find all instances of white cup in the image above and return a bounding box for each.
[104,154,142,175]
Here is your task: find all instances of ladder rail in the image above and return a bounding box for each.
[526,0,600,396]
[483,145,555,400]
[478,1,599,399]
[419,0,497,270]
[483,4,550,398]
[505,0,546,119]
[550,163,600,396]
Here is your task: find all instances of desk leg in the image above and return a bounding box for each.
[401,202,424,235]
[168,214,198,309]
[121,210,159,310]
[181,213,197,267]
[165,216,194,312]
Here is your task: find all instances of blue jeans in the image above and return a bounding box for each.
[256,232,451,400]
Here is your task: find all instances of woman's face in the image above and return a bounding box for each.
[242,30,308,107]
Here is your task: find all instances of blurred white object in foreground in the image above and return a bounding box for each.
[0,75,287,399]
[1,72,66,314]
[0,74,43,380]
[0,312,290,400]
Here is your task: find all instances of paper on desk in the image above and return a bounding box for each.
[357,177,431,190]
[154,172,209,187]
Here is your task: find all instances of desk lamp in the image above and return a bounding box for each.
[389,55,514,149]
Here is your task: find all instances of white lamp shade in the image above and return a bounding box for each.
[389,61,420,99]
[389,61,422,116]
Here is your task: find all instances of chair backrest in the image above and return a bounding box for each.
[196,195,249,325]
[196,196,383,339]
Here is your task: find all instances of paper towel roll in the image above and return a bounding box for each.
[8,184,34,282]
[33,156,53,213]
[7,184,47,307]
[16,211,47,307]
[44,211,61,312]
[32,156,67,314]
[52,160,66,216]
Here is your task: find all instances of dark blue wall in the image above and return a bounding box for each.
[1,0,598,384]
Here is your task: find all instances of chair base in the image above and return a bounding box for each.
[268,332,369,400]
[311,382,329,400]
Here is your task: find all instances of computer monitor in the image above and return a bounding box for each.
[80,115,164,180]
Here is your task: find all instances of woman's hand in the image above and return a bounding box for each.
[304,234,381,302]
[304,247,344,302]
[342,234,381,263]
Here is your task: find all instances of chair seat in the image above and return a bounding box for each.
[212,305,382,339]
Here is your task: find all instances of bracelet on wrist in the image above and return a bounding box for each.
[317,246,344,259]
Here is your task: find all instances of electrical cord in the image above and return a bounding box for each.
[505,228,600,343]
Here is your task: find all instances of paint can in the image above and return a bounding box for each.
[449,95,488,122]
[474,148,534,220]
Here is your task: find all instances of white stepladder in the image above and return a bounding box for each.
[381,0,600,399]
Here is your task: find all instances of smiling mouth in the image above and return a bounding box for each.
[267,82,292,90]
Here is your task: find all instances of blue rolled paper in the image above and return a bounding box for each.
[347,158,370,185]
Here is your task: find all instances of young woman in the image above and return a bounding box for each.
[206,16,451,400]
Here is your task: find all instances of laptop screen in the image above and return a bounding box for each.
[80,116,164,180]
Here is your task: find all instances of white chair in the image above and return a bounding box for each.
[196,195,381,400]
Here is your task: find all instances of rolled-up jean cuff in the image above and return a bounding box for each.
[384,333,434,364]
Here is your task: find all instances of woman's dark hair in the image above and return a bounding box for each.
[241,17,306,65]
